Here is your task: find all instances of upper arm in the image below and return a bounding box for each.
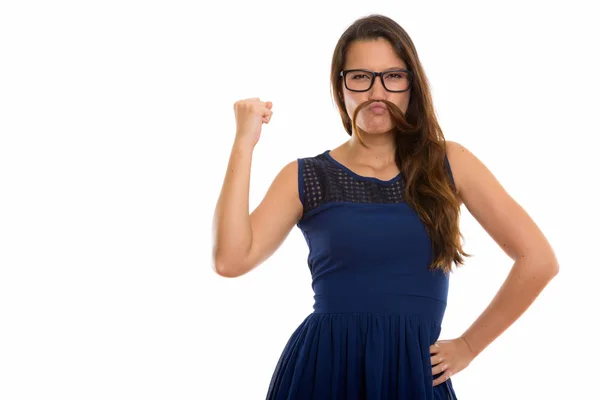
[243,159,303,272]
[445,141,558,272]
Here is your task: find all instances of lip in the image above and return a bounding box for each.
[368,102,387,112]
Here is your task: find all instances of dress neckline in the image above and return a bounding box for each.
[324,150,402,184]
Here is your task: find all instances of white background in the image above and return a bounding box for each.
[1,1,598,399]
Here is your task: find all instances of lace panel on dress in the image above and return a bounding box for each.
[300,154,406,214]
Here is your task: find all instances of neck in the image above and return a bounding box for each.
[345,134,397,166]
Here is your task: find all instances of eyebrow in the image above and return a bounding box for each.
[346,67,408,71]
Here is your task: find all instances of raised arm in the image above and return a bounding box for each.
[211,98,303,277]
[212,155,302,277]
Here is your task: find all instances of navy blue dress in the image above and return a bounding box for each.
[266,150,458,399]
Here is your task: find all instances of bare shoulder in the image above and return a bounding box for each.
[443,140,557,265]
[446,140,499,195]
[269,158,301,203]
[251,158,302,223]
[445,140,495,204]
[444,140,470,201]
[278,158,299,179]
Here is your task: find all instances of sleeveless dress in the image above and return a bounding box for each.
[266,150,458,400]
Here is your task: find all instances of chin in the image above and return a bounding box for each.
[361,121,395,135]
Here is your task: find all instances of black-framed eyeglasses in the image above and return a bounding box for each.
[339,69,413,93]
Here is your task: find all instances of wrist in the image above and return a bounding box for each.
[459,335,478,359]
[232,139,255,155]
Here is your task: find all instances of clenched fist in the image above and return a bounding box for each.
[233,98,273,148]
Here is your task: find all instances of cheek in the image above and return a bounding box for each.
[343,94,363,117]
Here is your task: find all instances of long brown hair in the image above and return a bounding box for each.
[330,14,471,273]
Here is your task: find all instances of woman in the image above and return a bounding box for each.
[212,14,559,400]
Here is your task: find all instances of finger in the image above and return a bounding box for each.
[431,362,449,376]
[432,370,452,387]
[262,109,273,119]
[253,103,271,114]
[429,343,440,354]
[258,102,272,111]
[234,98,260,110]
[430,354,444,366]
[262,112,272,123]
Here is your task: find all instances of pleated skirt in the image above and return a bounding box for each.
[266,312,457,399]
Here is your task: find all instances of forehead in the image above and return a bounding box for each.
[344,38,407,70]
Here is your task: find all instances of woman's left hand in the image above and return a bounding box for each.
[430,337,475,386]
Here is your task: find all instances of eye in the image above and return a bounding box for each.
[386,72,406,79]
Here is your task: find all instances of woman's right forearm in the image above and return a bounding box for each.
[212,140,254,275]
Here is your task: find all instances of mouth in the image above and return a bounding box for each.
[368,102,388,114]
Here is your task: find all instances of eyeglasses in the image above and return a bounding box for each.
[339,69,413,93]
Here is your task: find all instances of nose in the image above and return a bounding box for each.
[370,75,387,98]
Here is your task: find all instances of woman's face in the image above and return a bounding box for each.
[342,38,411,135]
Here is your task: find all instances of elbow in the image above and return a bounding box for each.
[544,250,560,278]
[213,262,244,278]
[212,250,250,278]
[214,265,242,278]
[549,260,560,278]
[528,257,560,281]
[211,231,254,277]
[515,246,559,280]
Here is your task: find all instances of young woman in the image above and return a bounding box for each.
[212,14,559,400]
